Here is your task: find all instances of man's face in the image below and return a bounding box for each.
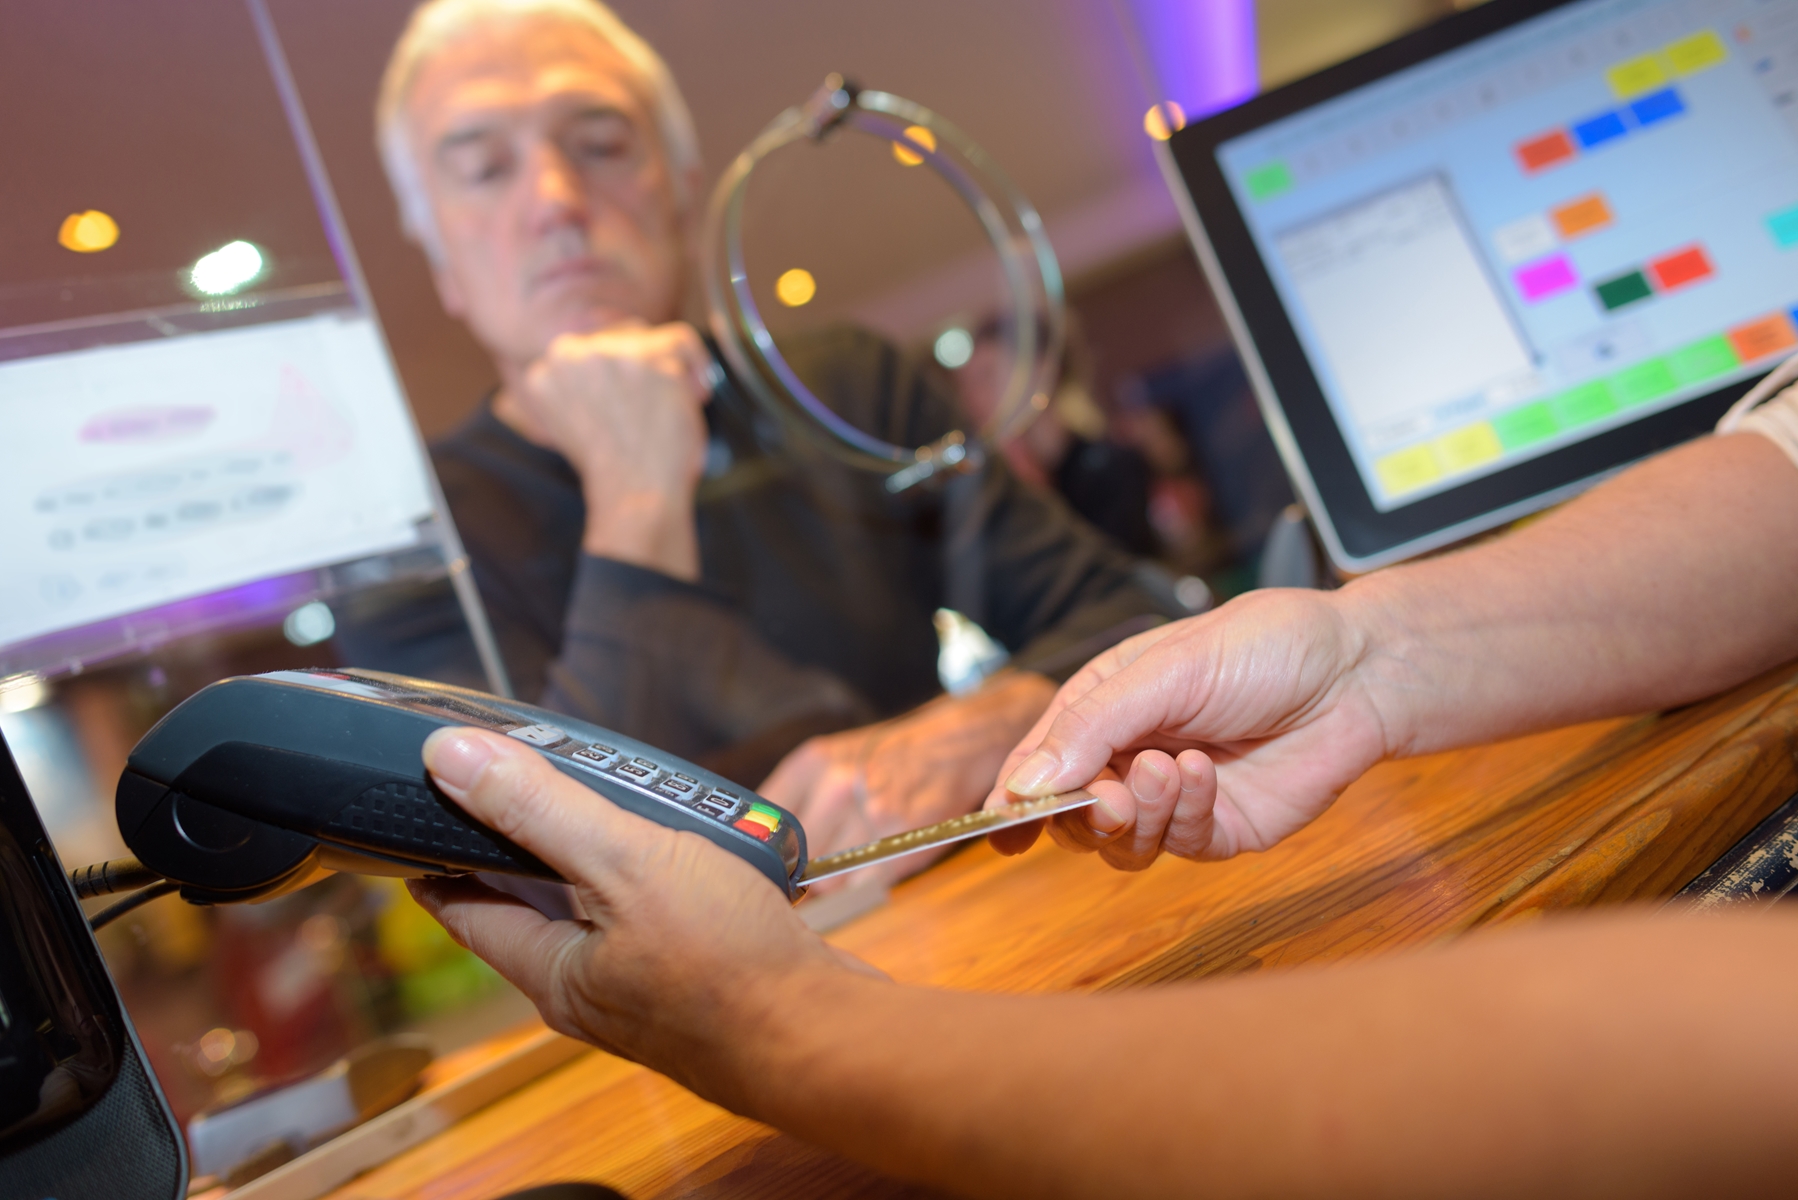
[406,18,692,374]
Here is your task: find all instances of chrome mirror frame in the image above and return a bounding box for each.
[702,74,1065,492]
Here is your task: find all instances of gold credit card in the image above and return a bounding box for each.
[798,790,1098,886]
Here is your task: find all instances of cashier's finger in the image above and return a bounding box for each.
[986,818,1045,856]
[423,727,666,886]
[1044,779,1132,855]
[1000,656,1193,802]
[408,875,583,1007]
[1093,751,1192,870]
[980,622,1181,816]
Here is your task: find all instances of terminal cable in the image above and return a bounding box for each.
[71,857,176,931]
[68,856,162,900]
[87,880,178,931]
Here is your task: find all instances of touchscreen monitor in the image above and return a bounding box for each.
[1164,0,1798,569]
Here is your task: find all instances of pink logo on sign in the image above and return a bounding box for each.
[1514,254,1578,303]
[79,406,215,444]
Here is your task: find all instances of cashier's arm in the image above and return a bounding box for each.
[411,729,1798,1199]
[987,430,1798,867]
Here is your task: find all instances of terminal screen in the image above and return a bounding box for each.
[1217,0,1798,510]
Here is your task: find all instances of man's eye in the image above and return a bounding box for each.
[441,142,513,186]
[565,115,636,166]
[464,154,511,184]
[570,134,629,163]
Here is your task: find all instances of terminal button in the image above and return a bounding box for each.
[698,789,742,819]
[508,724,567,747]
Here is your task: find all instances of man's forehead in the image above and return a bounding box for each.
[408,18,647,138]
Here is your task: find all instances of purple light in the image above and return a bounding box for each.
[1126,0,1259,121]
[0,571,324,680]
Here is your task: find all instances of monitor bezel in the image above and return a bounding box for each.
[1162,0,1765,572]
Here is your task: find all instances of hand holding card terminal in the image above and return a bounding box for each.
[116,669,807,903]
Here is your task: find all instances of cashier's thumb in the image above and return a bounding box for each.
[423,727,499,797]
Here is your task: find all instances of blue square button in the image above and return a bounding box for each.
[1573,110,1629,148]
[1629,88,1685,127]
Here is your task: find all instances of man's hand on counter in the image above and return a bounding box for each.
[758,670,1060,892]
[498,322,714,581]
[982,588,1394,868]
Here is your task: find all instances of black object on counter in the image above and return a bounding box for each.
[117,669,807,904]
[0,728,188,1200]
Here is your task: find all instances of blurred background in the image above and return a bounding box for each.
[2,0,1476,1134]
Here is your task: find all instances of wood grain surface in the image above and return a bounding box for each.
[324,663,1798,1200]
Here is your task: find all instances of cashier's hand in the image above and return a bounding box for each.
[408,728,871,1107]
[502,322,714,581]
[758,671,1059,892]
[983,588,1395,870]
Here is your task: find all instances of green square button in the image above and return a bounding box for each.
[1610,357,1677,407]
[1491,402,1559,449]
[1667,335,1739,385]
[1550,381,1617,428]
[1594,270,1653,312]
[1245,162,1294,201]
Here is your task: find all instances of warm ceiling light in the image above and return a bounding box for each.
[1144,101,1187,141]
[58,210,119,253]
[775,267,816,307]
[191,241,264,295]
[892,125,937,166]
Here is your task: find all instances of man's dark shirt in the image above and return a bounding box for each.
[1054,436,1158,558]
[347,328,1185,781]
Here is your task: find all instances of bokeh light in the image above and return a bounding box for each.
[933,327,974,369]
[1143,101,1188,141]
[190,240,265,295]
[892,124,938,166]
[0,674,48,714]
[283,601,336,647]
[775,267,817,307]
[57,210,119,253]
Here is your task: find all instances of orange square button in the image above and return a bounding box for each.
[1726,312,1798,363]
[1550,193,1614,240]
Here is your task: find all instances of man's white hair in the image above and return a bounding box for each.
[375,0,703,263]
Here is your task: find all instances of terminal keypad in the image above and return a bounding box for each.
[572,743,617,766]
[560,742,747,826]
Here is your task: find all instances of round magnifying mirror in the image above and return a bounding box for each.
[703,75,1065,492]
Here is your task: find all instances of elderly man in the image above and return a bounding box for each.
[360,0,1187,873]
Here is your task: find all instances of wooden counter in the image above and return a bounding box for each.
[326,662,1798,1200]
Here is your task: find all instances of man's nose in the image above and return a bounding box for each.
[522,144,588,231]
